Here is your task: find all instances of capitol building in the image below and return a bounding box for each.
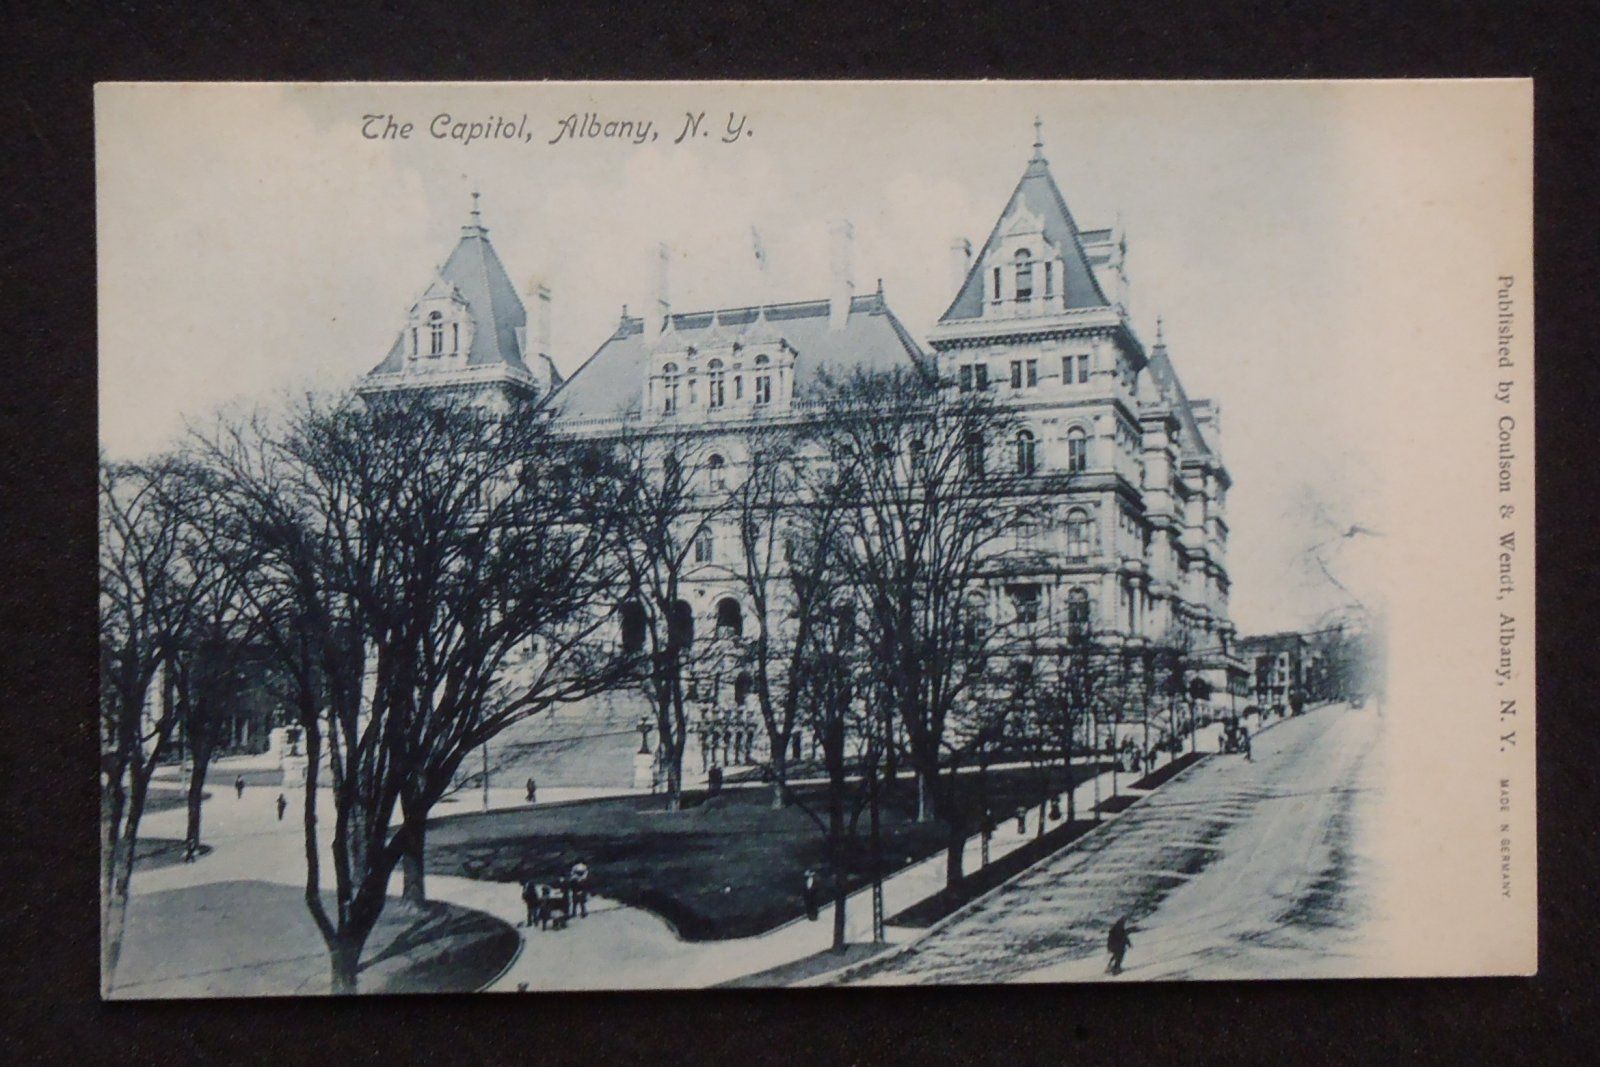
[360,127,1241,789]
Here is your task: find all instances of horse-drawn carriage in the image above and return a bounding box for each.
[520,867,590,931]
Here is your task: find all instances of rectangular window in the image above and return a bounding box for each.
[1025,359,1038,387]
[1062,355,1073,383]
[755,376,772,405]
[1007,584,1041,624]
[975,363,989,391]
[1077,354,1090,384]
[1010,361,1023,389]
[1043,261,1055,299]
[960,364,974,393]
[991,267,1002,303]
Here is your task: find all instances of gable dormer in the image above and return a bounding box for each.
[403,274,475,371]
[644,307,798,422]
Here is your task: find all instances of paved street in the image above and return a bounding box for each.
[842,701,1386,984]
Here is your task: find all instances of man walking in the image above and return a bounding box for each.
[235,775,245,800]
[568,859,590,918]
[525,777,537,805]
[275,793,287,821]
[802,869,820,922]
[520,879,541,928]
[1106,916,1133,976]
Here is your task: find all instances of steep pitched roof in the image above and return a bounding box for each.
[1144,331,1213,461]
[550,291,927,422]
[371,209,531,375]
[940,148,1111,323]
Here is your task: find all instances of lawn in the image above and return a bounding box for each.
[425,763,1109,941]
[110,880,518,998]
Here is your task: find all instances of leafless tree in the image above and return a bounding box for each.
[607,426,739,812]
[99,455,219,994]
[813,366,1024,887]
[191,391,624,991]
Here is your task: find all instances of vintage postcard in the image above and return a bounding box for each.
[95,80,1534,996]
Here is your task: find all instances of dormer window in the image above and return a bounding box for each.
[429,311,445,356]
[754,354,772,406]
[1043,260,1055,300]
[708,358,726,409]
[1014,249,1034,302]
[662,362,680,414]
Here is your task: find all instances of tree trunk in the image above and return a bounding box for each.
[831,867,848,952]
[769,745,788,810]
[916,767,936,823]
[329,936,362,995]
[401,820,427,906]
[184,749,210,847]
[944,818,965,888]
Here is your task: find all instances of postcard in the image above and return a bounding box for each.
[96,80,1534,995]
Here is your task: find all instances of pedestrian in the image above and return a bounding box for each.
[1014,806,1028,835]
[802,868,820,921]
[1049,796,1062,822]
[525,777,537,804]
[1106,916,1133,975]
[569,859,590,918]
[1241,727,1253,762]
[235,775,245,800]
[520,879,541,928]
[275,793,287,821]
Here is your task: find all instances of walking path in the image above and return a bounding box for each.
[834,701,1375,985]
[130,717,1255,990]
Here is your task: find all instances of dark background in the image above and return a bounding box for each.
[2,2,1596,1062]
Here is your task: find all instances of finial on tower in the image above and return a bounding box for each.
[471,189,482,221]
[1032,115,1044,160]
[1155,316,1165,345]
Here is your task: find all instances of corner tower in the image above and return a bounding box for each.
[361,193,562,408]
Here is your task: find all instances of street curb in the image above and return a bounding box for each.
[821,756,1215,986]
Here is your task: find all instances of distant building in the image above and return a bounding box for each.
[1238,631,1308,709]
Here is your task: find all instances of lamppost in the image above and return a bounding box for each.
[637,714,654,756]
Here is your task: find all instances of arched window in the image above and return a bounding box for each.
[618,600,646,654]
[1066,425,1088,473]
[694,527,715,564]
[1067,586,1091,639]
[662,362,680,414]
[708,358,726,409]
[428,310,445,356]
[964,432,986,478]
[1015,429,1037,474]
[1014,248,1034,301]
[669,599,694,649]
[753,354,772,406]
[716,597,743,637]
[1066,508,1092,560]
[707,453,726,491]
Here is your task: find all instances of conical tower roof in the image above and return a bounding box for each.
[939,124,1111,323]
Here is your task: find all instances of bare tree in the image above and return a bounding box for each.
[814,366,1023,887]
[99,456,216,994]
[607,426,738,812]
[192,392,624,991]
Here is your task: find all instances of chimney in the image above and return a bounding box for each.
[949,237,972,294]
[534,282,552,359]
[828,219,854,331]
[653,242,672,334]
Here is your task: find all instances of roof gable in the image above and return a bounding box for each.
[940,151,1111,323]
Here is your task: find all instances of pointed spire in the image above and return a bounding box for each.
[1032,115,1044,160]
[463,188,488,236]
[1154,316,1166,349]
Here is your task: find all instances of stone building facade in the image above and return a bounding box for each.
[361,129,1240,786]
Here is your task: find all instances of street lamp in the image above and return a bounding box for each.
[637,714,654,756]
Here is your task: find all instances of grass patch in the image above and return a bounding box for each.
[426,764,1108,941]
[1130,751,1207,791]
[886,818,1100,928]
[142,788,210,814]
[111,879,517,998]
[1095,794,1140,815]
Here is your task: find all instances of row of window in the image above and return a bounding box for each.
[958,353,1092,392]
[661,355,774,414]
[967,427,1088,477]
[412,310,460,357]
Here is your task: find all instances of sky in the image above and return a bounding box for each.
[97,81,1524,634]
